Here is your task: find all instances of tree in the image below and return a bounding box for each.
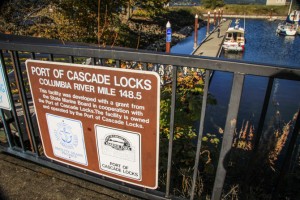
[134,0,170,16]
[201,0,224,9]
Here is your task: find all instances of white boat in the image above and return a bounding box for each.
[222,19,245,52]
[276,22,297,36]
[276,8,300,36]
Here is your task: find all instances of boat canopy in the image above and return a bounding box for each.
[226,28,244,34]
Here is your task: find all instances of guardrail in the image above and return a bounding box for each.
[0,33,299,200]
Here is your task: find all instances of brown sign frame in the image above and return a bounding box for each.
[26,60,160,189]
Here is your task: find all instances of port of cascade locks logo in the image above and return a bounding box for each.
[104,134,132,151]
[54,121,78,149]
[95,125,141,180]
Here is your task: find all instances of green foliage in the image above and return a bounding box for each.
[222,5,290,16]
[0,0,129,45]
[158,70,218,197]
[134,0,170,16]
[133,8,151,18]
[160,71,209,137]
[201,0,224,9]
[158,9,195,30]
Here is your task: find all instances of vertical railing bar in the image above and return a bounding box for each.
[116,60,121,68]
[190,69,211,200]
[49,53,54,61]
[253,77,274,152]
[69,55,74,63]
[165,65,178,198]
[0,50,25,151]
[143,63,148,71]
[31,52,36,60]
[240,77,274,199]
[0,109,13,147]
[211,73,245,200]
[91,57,96,65]
[99,58,104,66]
[10,51,39,154]
[272,109,300,199]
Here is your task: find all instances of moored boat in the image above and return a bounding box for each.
[276,22,297,36]
[276,10,300,36]
[222,19,245,52]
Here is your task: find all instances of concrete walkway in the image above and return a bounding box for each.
[0,152,140,200]
[193,20,232,57]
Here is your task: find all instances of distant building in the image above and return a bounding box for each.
[224,0,290,5]
[170,0,290,6]
[266,0,288,5]
[224,0,266,4]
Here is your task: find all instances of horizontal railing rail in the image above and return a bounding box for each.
[0,34,299,200]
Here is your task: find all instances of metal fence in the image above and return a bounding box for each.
[0,33,300,200]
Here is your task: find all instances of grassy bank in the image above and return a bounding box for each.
[169,4,297,18]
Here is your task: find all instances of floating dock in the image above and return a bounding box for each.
[192,20,232,57]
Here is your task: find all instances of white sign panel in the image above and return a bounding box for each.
[46,113,88,166]
[0,60,11,110]
[95,125,141,180]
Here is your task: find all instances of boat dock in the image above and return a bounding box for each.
[192,19,232,57]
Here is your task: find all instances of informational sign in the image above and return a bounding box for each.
[0,60,11,110]
[166,28,172,43]
[26,60,160,189]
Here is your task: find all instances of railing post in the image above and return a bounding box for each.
[206,11,210,36]
[221,9,223,21]
[253,77,274,152]
[218,9,221,25]
[194,14,199,49]
[211,73,244,200]
[190,70,211,200]
[0,51,25,151]
[165,66,178,198]
[10,51,38,154]
[69,55,75,63]
[166,21,172,53]
[214,10,217,27]
[116,60,121,68]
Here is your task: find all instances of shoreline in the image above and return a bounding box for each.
[203,14,286,20]
[145,21,206,52]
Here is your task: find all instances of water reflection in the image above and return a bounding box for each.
[283,35,295,43]
[221,19,300,68]
[222,51,244,60]
[170,18,300,199]
[171,18,300,139]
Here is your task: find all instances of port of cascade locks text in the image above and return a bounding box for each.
[31,66,153,130]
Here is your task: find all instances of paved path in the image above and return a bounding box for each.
[193,20,232,57]
[0,152,140,200]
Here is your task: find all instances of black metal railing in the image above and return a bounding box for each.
[0,33,299,200]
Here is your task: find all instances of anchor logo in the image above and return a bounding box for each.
[54,120,78,149]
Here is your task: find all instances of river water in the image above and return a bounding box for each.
[171,18,300,137]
